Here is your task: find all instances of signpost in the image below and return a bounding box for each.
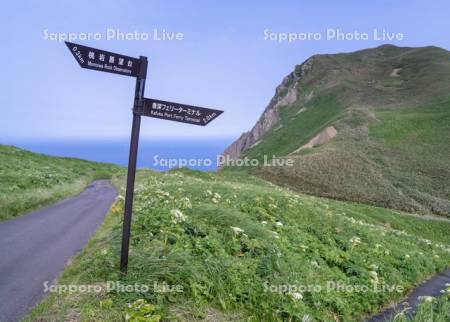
[65,42,223,273]
[136,98,223,126]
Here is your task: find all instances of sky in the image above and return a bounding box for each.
[1,0,449,140]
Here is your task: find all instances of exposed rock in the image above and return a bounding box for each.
[295,107,307,115]
[222,57,315,160]
[290,126,337,154]
[390,68,402,77]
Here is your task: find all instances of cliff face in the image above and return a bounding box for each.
[222,57,314,160]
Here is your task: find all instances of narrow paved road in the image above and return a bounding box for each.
[0,180,117,322]
[367,268,450,322]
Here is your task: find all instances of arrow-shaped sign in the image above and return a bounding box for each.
[136,98,223,126]
[65,41,142,77]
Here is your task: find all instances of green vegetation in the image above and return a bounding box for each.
[0,145,120,221]
[390,288,450,322]
[245,95,344,160]
[25,169,450,321]
[235,45,450,215]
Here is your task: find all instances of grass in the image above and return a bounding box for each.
[25,169,450,322]
[244,95,345,160]
[389,289,450,322]
[232,45,450,216]
[0,144,121,221]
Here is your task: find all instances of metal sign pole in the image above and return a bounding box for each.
[120,56,147,273]
[65,43,222,272]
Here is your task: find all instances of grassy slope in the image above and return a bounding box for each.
[0,145,120,221]
[26,169,450,322]
[238,45,450,215]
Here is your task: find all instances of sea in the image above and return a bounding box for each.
[4,138,234,172]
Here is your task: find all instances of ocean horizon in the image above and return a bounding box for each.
[2,138,234,172]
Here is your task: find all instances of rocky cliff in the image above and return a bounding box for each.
[222,57,315,160]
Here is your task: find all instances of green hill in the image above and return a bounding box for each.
[0,144,120,221]
[25,169,450,321]
[223,45,450,216]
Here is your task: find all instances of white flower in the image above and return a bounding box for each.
[404,254,410,260]
[349,236,361,246]
[261,221,268,225]
[300,244,308,251]
[170,209,187,223]
[369,269,379,284]
[231,226,244,235]
[369,264,378,271]
[275,221,283,227]
[271,231,280,239]
[302,314,311,322]
[310,260,320,268]
[211,197,219,204]
[206,190,212,196]
[290,292,303,300]
[181,197,192,209]
[101,249,108,255]
[213,192,221,199]
[418,296,433,303]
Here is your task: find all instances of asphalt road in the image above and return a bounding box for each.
[367,268,450,321]
[0,180,117,322]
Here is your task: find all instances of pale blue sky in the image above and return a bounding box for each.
[1,0,449,140]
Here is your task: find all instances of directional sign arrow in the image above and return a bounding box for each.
[137,98,223,126]
[65,41,143,78]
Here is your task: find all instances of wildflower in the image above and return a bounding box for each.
[290,292,303,300]
[404,254,410,260]
[269,203,278,209]
[369,264,378,271]
[181,197,192,209]
[433,254,439,259]
[261,221,268,225]
[170,209,187,223]
[302,315,312,322]
[211,198,219,204]
[310,260,320,268]
[369,270,378,283]
[271,231,280,239]
[418,296,433,303]
[375,244,382,249]
[205,190,212,196]
[349,236,361,246]
[101,249,108,255]
[213,192,221,199]
[231,226,244,235]
[384,249,391,255]
[275,221,283,227]
[300,244,308,252]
